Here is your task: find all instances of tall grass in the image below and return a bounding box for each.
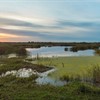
[60,65,100,86]
[92,65,100,85]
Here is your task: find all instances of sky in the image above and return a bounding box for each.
[0,0,100,42]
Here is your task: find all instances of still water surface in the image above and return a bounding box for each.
[26,46,94,58]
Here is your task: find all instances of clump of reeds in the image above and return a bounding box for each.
[92,65,100,85]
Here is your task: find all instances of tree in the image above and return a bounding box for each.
[0,47,6,56]
[16,47,27,56]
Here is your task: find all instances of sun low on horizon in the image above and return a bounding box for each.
[0,0,100,42]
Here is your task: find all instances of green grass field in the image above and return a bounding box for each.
[37,56,100,79]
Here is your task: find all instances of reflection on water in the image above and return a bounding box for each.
[26,46,94,58]
[36,76,67,86]
[36,68,67,86]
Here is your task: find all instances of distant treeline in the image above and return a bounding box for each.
[0,42,100,56]
[0,41,100,47]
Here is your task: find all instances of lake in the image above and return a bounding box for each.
[26,46,95,58]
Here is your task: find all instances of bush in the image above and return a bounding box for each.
[60,75,70,82]
[95,49,100,56]
[77,84,93,94]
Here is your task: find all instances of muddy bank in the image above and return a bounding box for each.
[0,66,54,78]
[15,64,53,73]
[0,63,53,76]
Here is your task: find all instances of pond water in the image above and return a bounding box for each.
[36,68,67,86]
[26,46,95,58]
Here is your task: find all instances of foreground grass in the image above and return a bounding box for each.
[0,75,100,100]
[37,56,100,79]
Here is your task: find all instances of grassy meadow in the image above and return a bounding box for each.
[37,56,100,79]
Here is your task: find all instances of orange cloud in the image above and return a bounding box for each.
[0,33,24,42]
[0,33,42,42]
[0,33,21,42]
[0,33,20,38]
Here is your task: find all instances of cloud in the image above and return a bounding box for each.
[0,25,90,37]
[0,13,100,42]
[0,14,56,26]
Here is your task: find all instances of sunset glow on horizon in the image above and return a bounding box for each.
[0,33,30,42]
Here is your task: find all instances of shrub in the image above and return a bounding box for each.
[77,83,93,94]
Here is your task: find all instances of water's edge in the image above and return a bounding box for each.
[0,67,67,86]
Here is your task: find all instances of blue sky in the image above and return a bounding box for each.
[0,0,100,42]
